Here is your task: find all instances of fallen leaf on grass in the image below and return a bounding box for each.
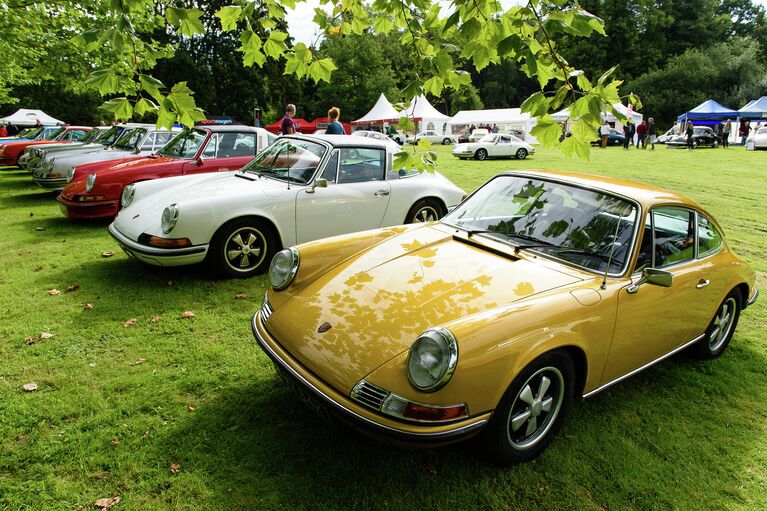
[101,251,114,258]
[423,463,438,475]
[122,319,137,328]
[234,292,247,300]
[35,227,45,231]
[93,496,121,509]
[180,311,195,319]
[66,284,80,292]
[24,336,37,345]
[169,462,180,474]
[84,303,94,310]
[187,404,197,412]
[130,358,146,366]
[48,288,61,296]
[40,332,54,339]
[23,382,38,392]
[149,315,161,323]
[111,439,121,446]
[162,280,173,288]
[34,266,43,272]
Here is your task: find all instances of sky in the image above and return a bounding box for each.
[285,0,767,46]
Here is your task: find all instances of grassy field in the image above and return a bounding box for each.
[0,144,765,510]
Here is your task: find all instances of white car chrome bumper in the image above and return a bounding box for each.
[108,223,209,267]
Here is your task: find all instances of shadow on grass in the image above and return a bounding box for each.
[0,190,60,208]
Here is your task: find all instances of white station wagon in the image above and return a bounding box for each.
[109,135,466,278]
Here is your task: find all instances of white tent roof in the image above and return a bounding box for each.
[352,93,402,124]
[0,108,64,126]
[551,103,643,124]
[400,94,451,121]
[450,108,531,125]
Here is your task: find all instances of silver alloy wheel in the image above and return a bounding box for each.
[476,149,487,160]
[413,206,439,222]
[516,148,527,159]
[507,366,565,450]
[709,296,737,352]
[224,226,267,273]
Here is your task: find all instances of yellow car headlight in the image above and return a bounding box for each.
[407,327,458,392]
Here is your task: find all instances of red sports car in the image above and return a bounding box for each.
[0,126,91,166]
[57,125,273,219]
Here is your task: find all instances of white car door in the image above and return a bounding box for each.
[295,147,392,243]
[495,135,515,157]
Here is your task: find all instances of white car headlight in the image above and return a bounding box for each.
[161,204,179,233]
[66,167,76,182]
[85,173,96,192]
[121,184,135,208]
[268,247,299,290]
[407,327,458,392]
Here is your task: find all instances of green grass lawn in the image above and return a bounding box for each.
[1,144,766,510]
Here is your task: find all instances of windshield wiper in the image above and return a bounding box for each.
[549,247,611,262]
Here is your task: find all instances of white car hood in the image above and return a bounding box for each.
[51,148,138,172]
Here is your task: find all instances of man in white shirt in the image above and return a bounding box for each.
[600,122,611,148]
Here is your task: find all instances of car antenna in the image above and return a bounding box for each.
[600,212,625,290]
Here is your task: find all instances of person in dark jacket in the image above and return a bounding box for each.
[646,117,657,149]
[279,104,298,135]
[623,123,631,150]
[686,121,695,149]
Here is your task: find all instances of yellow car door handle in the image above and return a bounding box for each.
[696,279,710,289]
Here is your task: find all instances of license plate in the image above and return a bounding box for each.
[275,364,332,424]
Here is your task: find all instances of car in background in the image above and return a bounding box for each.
[108,134,465,278]
[352,130,402,151]
[591,128,626,146]
[34,126,179,190]
[751,127,767,149]
[0,127,40,144]
[407,130,452,145]
[0,126,91,166]
[387,130,406,145]
[19,126,111,170]
[58,126,272,219]
[468,128,490,142]
[656,127,677,144]
[452,133,535,161]
[29,125,131,173]
[251,169,757,464]
[667,126,721,148]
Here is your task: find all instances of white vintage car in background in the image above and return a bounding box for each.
[452,133,535,160]
[350,130,402,151]
[18,126,111,170]
[407,130,453,145]
[33,125,180,190]
[109,135,466,278]
[751,126,767,149]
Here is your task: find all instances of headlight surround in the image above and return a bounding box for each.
[85,173,96,192]
[160,203,179,233]
[66,167,76,183]
[121,184,135,208]
[268,247,299,290]
[407,327,458,392]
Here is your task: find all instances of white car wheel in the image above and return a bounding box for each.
[515,148,528,159]
[211,218,277,278]
[405,198,445,223]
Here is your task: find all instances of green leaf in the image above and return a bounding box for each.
[520,92,550,117]
[560,134,590,159]
[263,31,288,60]
[100,98,133,121]
[423,76,444,96]
[529,115,562,147]
[157,104,176,130]
[167,82,197,114]
[293,43,312,63]
[166,7,204,37]
[134,98,158,116]
[373,16,394,35]
[84,68,119,96]
[307,58,337,83]
[139,75,165,103]
[216,6,242,31]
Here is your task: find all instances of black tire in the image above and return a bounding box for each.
[712,140,719,148]
[405,198,445,223]
[691,140,699,149]
[209,217,277,278]
[485,350,575,464]
[691,289,742,359]
[515,148,528,159]
[442,137,451,145]
[475,149,488,161]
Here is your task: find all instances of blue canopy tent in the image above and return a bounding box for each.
[676,99,739,122]
[738,96,767,120]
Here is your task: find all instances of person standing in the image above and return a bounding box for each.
[0,124,7,138]
[600,121,610,148]
[325,107,346,135]
[280,103,299,135]
[686,121,694,149]
[622,123,631,150]
[739,120,750,145]
[646,117,657,149]
[722,119,731,148]
[636,120,647,148]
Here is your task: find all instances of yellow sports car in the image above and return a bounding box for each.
[252,170,758,464]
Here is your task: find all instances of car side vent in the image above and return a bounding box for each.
[350,380,390,411]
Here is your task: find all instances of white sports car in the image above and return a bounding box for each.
[406,130,453,145]
[452,133,535,160]
[108,135,466,278]
[752,127,767,149]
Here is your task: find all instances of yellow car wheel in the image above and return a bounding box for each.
[692,288,742,359]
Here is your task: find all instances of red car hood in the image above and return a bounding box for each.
[61,156,184,200]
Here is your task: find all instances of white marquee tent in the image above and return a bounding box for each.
[552,103,643,125]
[352,93,401,125]
[400,94,451,134]
[0,108,64,126]
[448,108,538,142]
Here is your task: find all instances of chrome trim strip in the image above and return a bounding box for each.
[583,333,706,398]
[107,223,206,257]
[747,288,759,307]
[251,312,488,441]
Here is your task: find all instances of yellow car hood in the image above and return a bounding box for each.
[266,225,584,393]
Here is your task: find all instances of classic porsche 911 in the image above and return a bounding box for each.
[452,133,535,160]
[108,135,466,278]
[0,126,91,166]
[252,170,757,464]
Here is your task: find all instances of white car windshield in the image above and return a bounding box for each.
[242,138,326,184]
[443,175,638,275]
[113,128,147,149]
[158,129,207,158]
[479,134,497,143]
